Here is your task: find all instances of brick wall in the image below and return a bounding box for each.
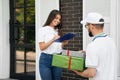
[60,0,88,80]
[60,0,83,51]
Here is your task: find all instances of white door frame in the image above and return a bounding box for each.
[111,0,120,79]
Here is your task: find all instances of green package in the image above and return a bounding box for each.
[52,54,85,71]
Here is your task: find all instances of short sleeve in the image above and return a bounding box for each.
[85,43,98,68]
[38,28,45,42]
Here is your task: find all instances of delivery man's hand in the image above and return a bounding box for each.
[77,50,86,54]
[72,70,83,76]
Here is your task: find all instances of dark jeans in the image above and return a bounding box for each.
[39,52,62,80]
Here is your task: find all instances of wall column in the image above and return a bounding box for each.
[0,0,10,79]
[111,0,120,79]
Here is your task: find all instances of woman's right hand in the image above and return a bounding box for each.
[52,35,60,41]
[39,35,60,51]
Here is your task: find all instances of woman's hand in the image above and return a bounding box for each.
[39,35,60,51]
[62,40,68,47]
[52,35,60,41]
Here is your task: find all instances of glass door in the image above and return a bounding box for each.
[10,0,35,80]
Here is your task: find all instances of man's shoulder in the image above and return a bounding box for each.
[87,42,95,49]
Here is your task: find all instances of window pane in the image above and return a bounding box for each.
[26,26,35,43]
[15,8,25,44]
[16,47,25,73]
[26,8,35,24]
[16,61,25,73]
[16,48,25,60]
[14,25,25,44]
[26,0,35,6]
[15,0,24,7]
[26,51,35,61]
[26,62,35,72]
[26,49,35,73]
[15,8,24,25]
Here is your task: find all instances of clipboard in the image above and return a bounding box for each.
[55,33,77,42]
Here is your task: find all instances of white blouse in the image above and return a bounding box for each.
[38,26,62,54]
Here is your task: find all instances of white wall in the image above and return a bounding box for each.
[111,0,120,79]
[118,1,120,76]
[83,0,110,49]
[35,0,59,80]
[0,0,10,79]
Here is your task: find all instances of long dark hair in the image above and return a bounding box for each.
[43,9,63,36]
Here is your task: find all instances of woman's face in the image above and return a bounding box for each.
[50,14,61,27]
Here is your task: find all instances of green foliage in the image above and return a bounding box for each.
[26,8,35,24]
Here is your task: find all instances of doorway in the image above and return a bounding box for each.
[9,0,35,80]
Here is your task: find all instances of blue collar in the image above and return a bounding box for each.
[92,33,107,41]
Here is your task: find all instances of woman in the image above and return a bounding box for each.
[38,9,67,80]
